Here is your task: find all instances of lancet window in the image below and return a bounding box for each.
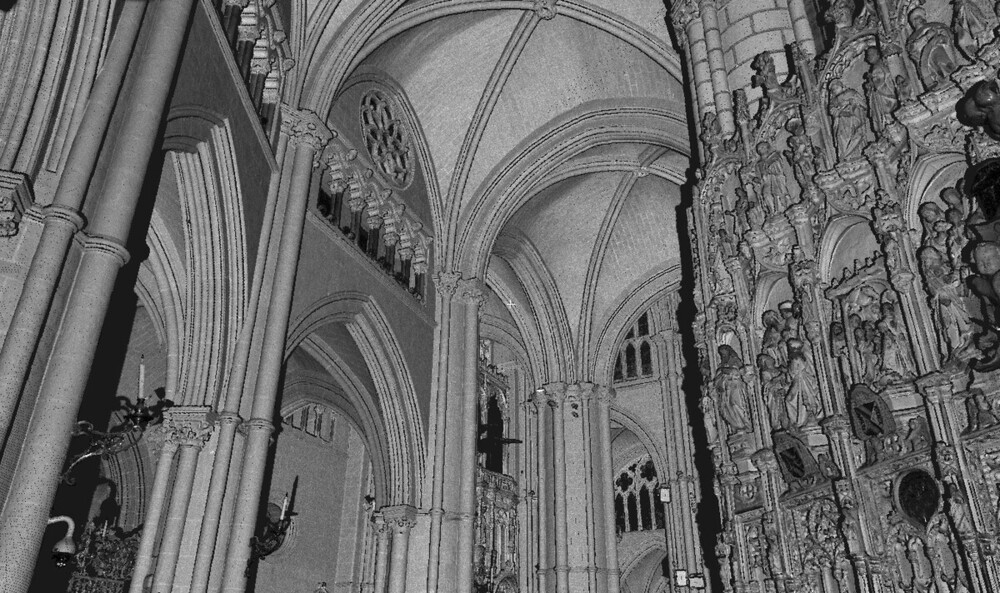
[613,312,655,383]
[282,403,337,442]
[614,456,665,533]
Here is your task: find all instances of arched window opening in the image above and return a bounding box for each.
[637,313,649,336]
[625,344,637,378]
[613,310,658,384]
[615,495,626,533]
[614,456,664,534]
[639,486,652,530]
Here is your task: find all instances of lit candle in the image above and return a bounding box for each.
[137,356,145,403]
[280,493,289,521]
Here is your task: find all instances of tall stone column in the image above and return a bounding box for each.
[539,382,616,593]
[373,515,391,593]
[218,107,332,593]
[454,278,485,591]
[128,440,180,593]
[424,271,459,593]
[532,389,551,593]
[0,0,146,447]
[698,0,735,134]
[594,387,620,593]
[0,0,198,588]
[671,0,715,118]
[384,505,418,593]
[653,299,702,581]
[784,0,817,56]
[150,408,214,592]
[189,127,288,593]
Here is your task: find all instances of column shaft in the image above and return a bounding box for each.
[188,131,287,593]
[784,0,816,56]
[455,281,483,590]
[424,273,457,593]
[698,0,735,134]
[535,394,549,593]
[0,0,146,448]
[129,442,179,593]
[596,392,620,593]
[151,443,202,592]
[0,0,196,587]
[374,519,391,593]
[549,385,570,593]
[387,520,414,593]
[218,109,330,592]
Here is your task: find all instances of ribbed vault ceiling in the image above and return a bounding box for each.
[296,0,691,383]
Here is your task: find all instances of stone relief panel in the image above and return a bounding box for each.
[688,0,1000,590]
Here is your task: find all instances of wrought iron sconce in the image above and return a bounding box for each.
[247,496,294,576]
[48,515,77,567]
[62,359,172,484]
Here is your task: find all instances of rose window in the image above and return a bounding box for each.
[360,90,412,188]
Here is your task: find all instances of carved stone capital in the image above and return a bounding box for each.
[432,270,462,298]
[542,382,567,407]
[670,0,700,31]
[0,171,33,237]
[381,504,418,531]
[594,385,616,406]
[162,406,216,448]
[280,105,335,155]
[455,277,486,307]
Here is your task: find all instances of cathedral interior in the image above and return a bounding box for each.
[4,0,1000,592]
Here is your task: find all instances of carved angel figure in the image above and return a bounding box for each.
[714,345,753,434]
[905,8,961,90]
[829,80,867,161]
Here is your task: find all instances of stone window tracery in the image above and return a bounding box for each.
[360,90,412,188]
[613,312,655,383]
[282,403,336,442]
[614,456,665,534]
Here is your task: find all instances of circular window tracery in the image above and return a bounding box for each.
[360,90,413,188]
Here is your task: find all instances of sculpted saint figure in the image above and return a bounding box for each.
[829,80,867,161]
[877,302,916,378]
[919,246,973,358]
[758,353,790,430]
[906,8,961,90]
[863,46,899,133]
[755,142,791,217]
[714,345,753,433]
[785,339,821,425]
